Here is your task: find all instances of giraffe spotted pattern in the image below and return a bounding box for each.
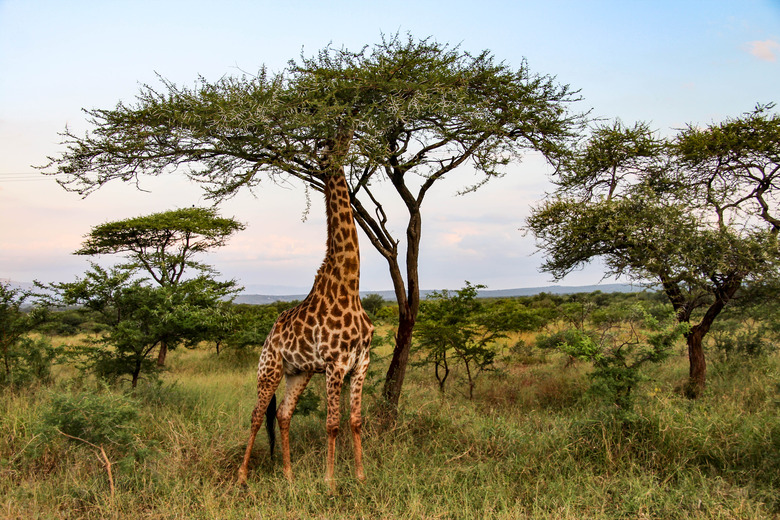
[238,170,374,492]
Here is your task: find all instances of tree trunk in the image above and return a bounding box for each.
[435,354,449,393]
[465,361,474,400]
[157,341,168,366]
[2,337,10,378]
[351,167,426,420]
[685,327,707,399]
[380,207,422,419]
[661,273,742,399]
[382,307,415,413]
[132,361,141,388]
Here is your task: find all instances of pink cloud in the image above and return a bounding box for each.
[746,39,780,62]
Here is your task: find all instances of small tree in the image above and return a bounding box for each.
[0,282,53,387]
[360,294,385,320]
[197,301,238,355]
[527,106,780,398]
[75,207,244,365]
[542,305,685,413]
[224,301,299,352]
[54,265,238,387]
[414,282,507,399]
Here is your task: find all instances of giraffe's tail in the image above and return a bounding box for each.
[265,393,277,457]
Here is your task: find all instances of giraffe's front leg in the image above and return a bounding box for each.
[325,365,345,492]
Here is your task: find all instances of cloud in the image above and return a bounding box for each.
[746,39,780,62]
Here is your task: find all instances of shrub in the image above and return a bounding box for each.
[414,282,507,398]
[361,293,386,320]
[38,387,140,451]
[0,336,57,388]
[712,323,778,362]
[538,306,686,415]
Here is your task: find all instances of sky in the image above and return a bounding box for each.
[1,0,779,294]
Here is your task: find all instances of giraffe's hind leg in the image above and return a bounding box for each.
[276,371,314,481]
[238,350,282,485]
[324,364,346,492]
[349,347,371,482]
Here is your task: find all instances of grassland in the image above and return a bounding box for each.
[2,330,779,519]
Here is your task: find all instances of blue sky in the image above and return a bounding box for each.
[1,0,779,293]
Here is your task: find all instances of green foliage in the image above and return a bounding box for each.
[374,303,399,323]
[68,274,164,387]
[483,297,553,331]
[536,328,596,353]
[35,307,105,336]
[75,207,245,287]
[551,329,603,361]
[154,276,242,349]
[528,107,780,397]
[0,336,57,388]
[63,207,243,367]
[224,301,298,351]
[0,282,51,388]
[51,265,239,387]
[45,35,583,200]
[713,328,776,361]
[360,293,385,320]
[293,386,322,418]
[414,282,508,398]
[538,300,685,414]
[38,386,140,452]
[711,280,780,363]
[711,318,779,364]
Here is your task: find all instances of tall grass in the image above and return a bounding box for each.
[2,344,779,519]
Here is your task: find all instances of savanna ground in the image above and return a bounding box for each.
[2,322,780,520]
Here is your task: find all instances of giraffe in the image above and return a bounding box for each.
[237,158,374,492]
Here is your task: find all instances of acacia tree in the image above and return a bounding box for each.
[0,282,51,386]
[76,207,244,364]
[43,34,582,414]
[78,207,244,286]
[54,264,238,387]
[414,282,508,399]
[527,106,780,398]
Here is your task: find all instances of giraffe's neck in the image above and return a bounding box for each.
[313,170,361,297]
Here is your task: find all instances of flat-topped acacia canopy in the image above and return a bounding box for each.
[44,34,584,413]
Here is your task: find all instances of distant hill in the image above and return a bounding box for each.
[233,283,649,305]
[4,278,650,306]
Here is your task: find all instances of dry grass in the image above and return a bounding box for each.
[1,336,779,519]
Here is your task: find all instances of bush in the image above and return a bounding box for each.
[712,324,778,362]
[537,307,685,415]
[35,308,104,336]
[361,293,386,320]
[414,282,507,398]
[225,302,298,351]
[294,386,322,417]
[0,336,57,388]
[38,387,140,452]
